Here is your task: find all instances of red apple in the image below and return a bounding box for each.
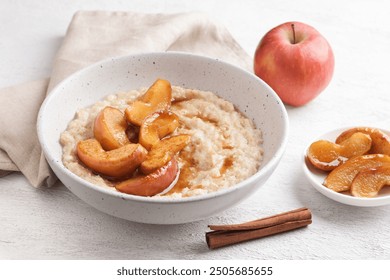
[254,21,335,106]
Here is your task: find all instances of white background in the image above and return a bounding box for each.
[0,0,389,259]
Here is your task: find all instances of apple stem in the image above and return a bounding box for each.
[291,23,296,44]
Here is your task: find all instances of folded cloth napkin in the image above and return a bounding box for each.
[0,11,252,188]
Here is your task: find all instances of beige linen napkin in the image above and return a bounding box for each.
[0,11,252,188]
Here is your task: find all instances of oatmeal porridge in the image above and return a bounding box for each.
[60,81,263,198]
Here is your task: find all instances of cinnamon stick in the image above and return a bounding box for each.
[206,207,312,249]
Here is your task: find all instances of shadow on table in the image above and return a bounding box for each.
[32,180,214,258]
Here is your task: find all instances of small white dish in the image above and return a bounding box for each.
[303,127,390,207]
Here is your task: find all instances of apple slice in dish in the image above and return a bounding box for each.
[351,165,390,198]
[323,154,390,193]
[94,106,130,150]
[335,127,390,155]
[115,158,179,196]
[77,139,147,178]
[303,127,390,206]
[139,111,180,150]
[140,134,191,175]
[307,132,372,171]
[125,79,172,126]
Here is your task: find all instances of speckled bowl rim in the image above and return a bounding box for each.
[38,51,289,204]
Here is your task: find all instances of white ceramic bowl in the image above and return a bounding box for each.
[37,52,288,224]
[303,127,390,207]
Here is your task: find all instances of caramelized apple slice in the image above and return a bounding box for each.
[307,132,372,171]
[140,134,191,174]
[139,111,180,150]
[77,139,147,178]
[336,127,390,155]
[125,101,154,127]
[140,79,172,106]
[351,165,390,197]
[115,158,178,196]
[125,79,172,126]
[324,154,390,192]
[94,106,130,150]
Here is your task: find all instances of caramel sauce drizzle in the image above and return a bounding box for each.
[222,144,234,150]
[220,156,234,176]
[165,149,196,195]
[166,97,235,195]
[195,113,219,125]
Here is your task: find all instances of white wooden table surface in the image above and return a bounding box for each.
[1,0,389,260]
